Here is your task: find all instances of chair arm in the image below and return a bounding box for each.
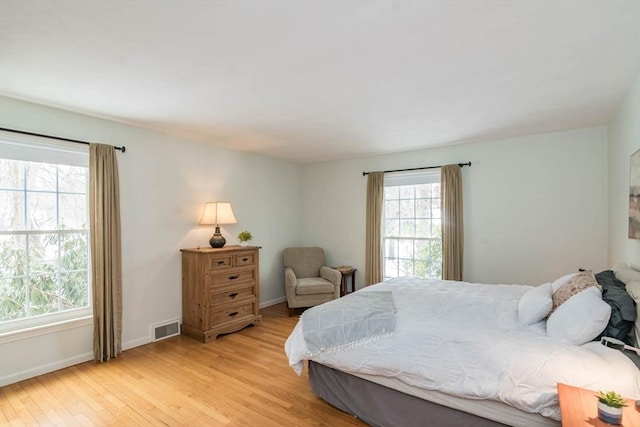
[320,266,342,286]
[284,267,298,289]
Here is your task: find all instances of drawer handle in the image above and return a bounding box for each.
[242,257,248,262]
[228,292,239,299]
[228,274,239,280]
[217,260,225,265]
[229,311,239,317]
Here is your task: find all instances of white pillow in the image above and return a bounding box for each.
[613,264,640,285]
[518,282,553,325]
[546,286,611,345]
[550,272,578,293]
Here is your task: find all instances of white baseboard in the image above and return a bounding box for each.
[0,352,94,387]
[122,336,150,351]
[260,296,286,308]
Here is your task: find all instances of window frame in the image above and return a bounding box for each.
[382,169,443,280]
[0,131,92,335]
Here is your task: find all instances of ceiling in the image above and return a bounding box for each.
[1,1,639,163]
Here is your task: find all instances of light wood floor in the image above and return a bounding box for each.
[0,303,366,426]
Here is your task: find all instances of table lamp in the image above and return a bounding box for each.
[199,202,237,248]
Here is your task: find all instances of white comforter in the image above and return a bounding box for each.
[284,277,640,421]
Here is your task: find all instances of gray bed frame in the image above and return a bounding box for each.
[308,361,508,427]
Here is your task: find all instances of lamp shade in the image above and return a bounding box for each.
[199,202,238,225]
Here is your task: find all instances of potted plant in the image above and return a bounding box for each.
[596,390,627,425]
[237,230,253,246]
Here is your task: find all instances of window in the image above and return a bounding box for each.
[0,134,90,333]
[383,170,442,280]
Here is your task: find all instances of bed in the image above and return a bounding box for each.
[284,267,640,427]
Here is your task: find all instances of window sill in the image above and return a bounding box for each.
[0,315,93,344]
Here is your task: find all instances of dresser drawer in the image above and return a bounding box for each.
[234,252,255,267]
[209,284,255,306]
[208,255,232,270]
[209,302,255,327]
[209,269,256,287]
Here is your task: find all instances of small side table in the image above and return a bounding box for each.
[337,267,357,297]
[557,383,640,426]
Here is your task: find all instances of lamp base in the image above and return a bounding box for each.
[209,226,226,248]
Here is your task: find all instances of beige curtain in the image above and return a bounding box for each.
[441,164,463,281]
[365,172,384,286]
[90,144,122,362]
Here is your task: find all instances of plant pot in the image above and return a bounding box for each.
[239,241,248,247]
[598,401,623,425]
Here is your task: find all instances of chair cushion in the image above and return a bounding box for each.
[295,278,335,295]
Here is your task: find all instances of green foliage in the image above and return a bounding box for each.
[0,232,89,322]
[596,391,627,408]
[237,230,253,243]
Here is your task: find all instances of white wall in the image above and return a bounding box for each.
[0,96,302,385]
[301,127,609,287]
[608,74,640,269]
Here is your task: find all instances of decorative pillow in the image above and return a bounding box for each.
[549,270,600,316]
[546,287,611,345]
[594,270,637,345]
[550,272,578,293]
[518,283,553,325]
[613,264,640,285]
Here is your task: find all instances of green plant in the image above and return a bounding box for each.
[237,230,253,243]
[596,391,627,408]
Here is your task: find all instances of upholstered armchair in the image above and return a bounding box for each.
[283,247,341,316]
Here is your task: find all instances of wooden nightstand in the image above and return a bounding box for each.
[557,383,640,426]
[337,267,357,297]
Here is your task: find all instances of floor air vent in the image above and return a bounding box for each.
[150,319,180,342]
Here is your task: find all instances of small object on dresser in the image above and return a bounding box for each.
[596,390,627,425]
[237,230,253,247]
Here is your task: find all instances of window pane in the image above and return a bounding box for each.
[400,200,414,218]
[0,190,25,230]
[399,186,413,199]
[0,277,27,321]
[58,165,86,193]
[384,186,399,200]
[29,234,58,274]
[399,259,414,277]
[0,159,24,189]
[26,163,57,191]
[400,220,415,237]
[415,219,429,238]
[415,184,430,198]
[384,238,398,259]
[59,194,87,229]
[29,274,58,315]
[431,183,441,198]
[384,200,400,219]
[27,192,57,229]
[384,258,399,279]
[415,198,429,218]
[414,260,429,278]
[60,232,88,271]
[398,239,414,259]
[431,198,441,219]
[0,234,27,277]
[384,219,399,237]
[60,271,89,310]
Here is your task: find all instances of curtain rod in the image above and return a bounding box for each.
[0,127,126,152]
[362,162,471,176]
